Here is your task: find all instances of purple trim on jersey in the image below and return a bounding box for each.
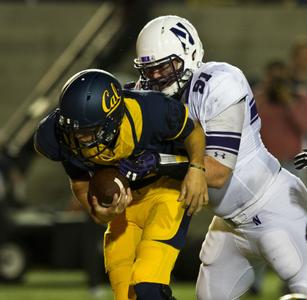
[181,80,192,104]
[250,114,259,125]
[206,131,241,137]
[206,131,241,156]
[249,98,259,125]
[206,146,238,156]
[249,97,255,107]
[206,135,241,152]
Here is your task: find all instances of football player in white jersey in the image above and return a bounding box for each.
[127,15,307,299]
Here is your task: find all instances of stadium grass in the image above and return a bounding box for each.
[0,269,283,300]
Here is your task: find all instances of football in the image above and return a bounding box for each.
[88,167,129,207]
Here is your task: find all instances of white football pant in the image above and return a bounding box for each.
[196,169,307,300]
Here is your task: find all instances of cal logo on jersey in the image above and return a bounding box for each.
[102,82,121,116]
[170,22,195,52]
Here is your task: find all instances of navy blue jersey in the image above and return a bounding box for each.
[34,90,193,183]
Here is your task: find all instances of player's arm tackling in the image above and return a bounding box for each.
[179,120,208,215]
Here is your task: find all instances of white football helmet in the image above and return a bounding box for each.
[134,15,204,97]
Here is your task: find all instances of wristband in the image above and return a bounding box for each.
[189,163,206,173]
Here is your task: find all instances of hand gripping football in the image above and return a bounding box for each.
[88,167,129,208]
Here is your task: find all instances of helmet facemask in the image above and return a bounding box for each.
[58,106,123,164]
[135,54,192,98]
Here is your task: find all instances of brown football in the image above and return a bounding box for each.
[88,167,129,208]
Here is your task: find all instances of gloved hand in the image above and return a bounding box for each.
[119,151,159,181]
[294,149,307,170]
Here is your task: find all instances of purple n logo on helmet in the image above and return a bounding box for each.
[170,22,195,52]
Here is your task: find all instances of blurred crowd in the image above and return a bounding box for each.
[254,37,307,186]
[248,37,307,296]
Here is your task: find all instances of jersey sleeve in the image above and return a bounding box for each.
[209,73,246,111]
[163,99,195,141]
[61,160,90,180]
[205,100,245,169]
[146,93,194,141]
[34,110,89,180]
[34,110,62,161]
[198,67,248,124]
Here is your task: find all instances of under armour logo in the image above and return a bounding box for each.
[214,151,226,159]
[252,215,262,226]
[170,22,195,52]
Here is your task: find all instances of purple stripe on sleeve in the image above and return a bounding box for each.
[206,135,241,151]
[250,114,259,125]
[206,131,241,137]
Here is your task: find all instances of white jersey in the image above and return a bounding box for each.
[190,63,307,299]
[184,62,281,218]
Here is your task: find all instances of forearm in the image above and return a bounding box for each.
[204,156,232,188]
[157,154,231,188]
[70,178,91,213]
[184,121,205,166]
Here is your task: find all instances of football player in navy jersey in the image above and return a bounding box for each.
[34,68,208,300]
[122,15,307,299]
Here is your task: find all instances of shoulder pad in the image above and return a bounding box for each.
[196,62,248,119]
